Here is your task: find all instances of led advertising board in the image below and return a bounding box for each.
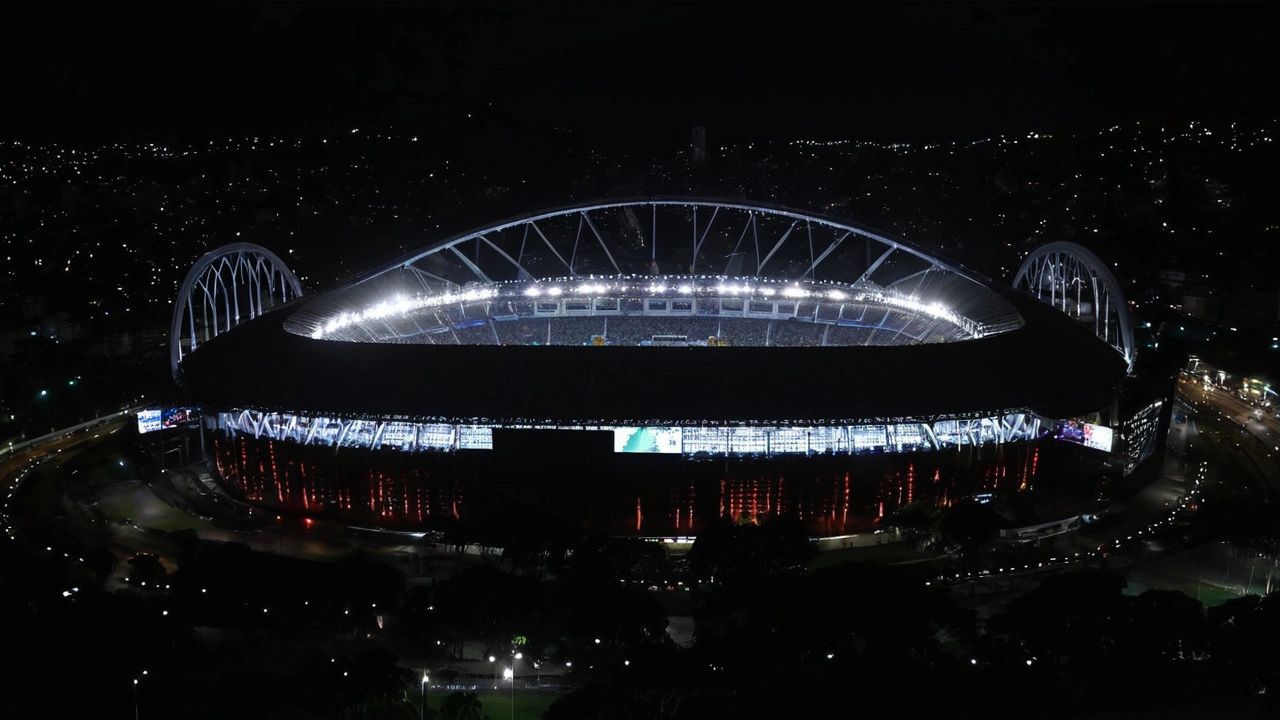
[613,427,683,454]
[1055,419,1114,453]
[138,408,198,434]
[162,407,198,428]
[136,409,162,434]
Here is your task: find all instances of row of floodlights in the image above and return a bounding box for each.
[311,280,961,339]
[314,287,502,337]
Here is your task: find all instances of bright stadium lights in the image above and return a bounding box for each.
[300,274,981,342]
[311,288,499,339]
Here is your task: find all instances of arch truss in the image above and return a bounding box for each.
[284,199,1025,341]
[171,242,304,381]
[1013,241,1134,371]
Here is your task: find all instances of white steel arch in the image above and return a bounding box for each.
[1013,241,1134,371]
[171,242,303,381]
[352,198,979,288]
[283,198,1026,343]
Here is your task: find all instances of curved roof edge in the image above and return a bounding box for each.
[336,197,999,291]
[171,242,303,381]
[182,286,1125,427]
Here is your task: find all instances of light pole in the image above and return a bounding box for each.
[511,651,522,720]
[133,670,147,720]
[421,671,429,720]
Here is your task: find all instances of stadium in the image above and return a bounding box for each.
[170,199,1141,536]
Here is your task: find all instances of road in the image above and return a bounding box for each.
[2,412,460,593]
[1176,375,1280,477]
[946,374,1280,614]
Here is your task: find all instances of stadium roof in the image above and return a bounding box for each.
[182,286,1125,425]
[178,201,1128,426]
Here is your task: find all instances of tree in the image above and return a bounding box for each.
[688,513,815,582]
[887,501,944,549]
[338,649,416,720]
[1206,592,1280,696]
[986,569,1128,674]
[555,582,669,651]
[84,546,118,584]
[439,691,483,720]
[1119,589,1207,665]
[432,566,541,656]
[127,552,167,585]
[939,500,1005,572]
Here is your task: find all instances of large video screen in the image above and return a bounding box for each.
[613,427,683,454]
[137,409,162,434]
[162,407,198,428]
[139,407,199,434]
[1055,419,1114,452]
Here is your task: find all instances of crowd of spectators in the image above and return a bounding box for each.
[394,308,968,347]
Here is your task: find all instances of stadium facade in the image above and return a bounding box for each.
[172,200,1139,535]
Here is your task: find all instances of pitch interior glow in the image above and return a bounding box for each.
[303,276,983,343]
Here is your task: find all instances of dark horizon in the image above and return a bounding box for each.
[3,3,1275,145]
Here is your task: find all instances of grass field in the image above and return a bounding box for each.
[807,539,941,571]
[427,690,558,720]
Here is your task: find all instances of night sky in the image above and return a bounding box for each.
[3,2,1274,143]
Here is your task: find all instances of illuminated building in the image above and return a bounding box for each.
[174,200,1133,534]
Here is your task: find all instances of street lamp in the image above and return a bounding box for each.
[133,670,148,720]
[500,650,524,720]
[420,672,429,720]
[503,664,515,720]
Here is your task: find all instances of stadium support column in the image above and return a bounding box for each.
[653,203,658,263]
[198,412,209,462]
[195,412,206,461]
